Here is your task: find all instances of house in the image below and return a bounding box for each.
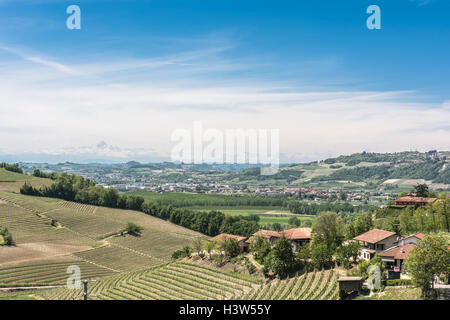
[208,233,249,252]
[353,229,399,261]
[247,230,282,247]
[394,196,437,208]
[378,233,428,279]
[246,228,312,252]
[378,243,416,279]
[281,228,312,251]
[397,232,426,246]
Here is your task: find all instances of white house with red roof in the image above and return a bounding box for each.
[353,228,399,261]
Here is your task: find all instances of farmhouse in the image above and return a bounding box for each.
[208,233,249,252]
[353,228,398,261]
[246,228,312,251]
[378,243,416,279]
[394,196,437,207]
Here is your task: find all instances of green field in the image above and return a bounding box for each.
[126,190,286,209]
[0,168,53,192]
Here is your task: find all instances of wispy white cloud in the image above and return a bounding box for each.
[0,45,76,74]
[0,43,449,163]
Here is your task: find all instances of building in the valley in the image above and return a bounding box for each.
[393,196,437,208]
[353,229,399,261]
[208,233,249,252]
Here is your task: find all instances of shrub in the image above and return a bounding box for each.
[0,226,13,246]
[171,246,192,260]
[386,279,414,286]
[125,222,143,235]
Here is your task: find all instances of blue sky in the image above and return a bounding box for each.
[0,0,449,163]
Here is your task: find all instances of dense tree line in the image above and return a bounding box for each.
[0,163,23,174]
[131,191,286,208]
[288,200,372,215]
[20,173,259,237]
[32,169,58,180]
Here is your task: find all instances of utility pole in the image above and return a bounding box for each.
[76,279,97,300]
[83,280,88,301]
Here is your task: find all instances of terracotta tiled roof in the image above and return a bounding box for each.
[250,228,312,241]
[282,228,312,240]
[395,196,437,203]
[353,229,397,244]
[208,233,247,243]
[403,232,426,241]
[413,232,426,240]
[378,243,416,260]
[253,230,282,239]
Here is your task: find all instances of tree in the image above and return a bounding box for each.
[192,237,204,255]
[267,235,296,278]
[404,235,450,298]
[311,212,345,250]
[0,226,13,246]
[249,235,271,263]
[335,241,360,269]
[203,240,216,258]
[354,212,373,236]
[296,243,311,271]
[288,216,300,227]
[125,222,143,236]
[311,243,333,269]
[399,208,416,234]
[224,238,240,259]
[414,183,430,198]
[434,193,450,232]
[303,220,312,227]
[272,223,282,232]
[171,246,192,260]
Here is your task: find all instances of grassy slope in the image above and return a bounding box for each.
[0,182,206,286]
[0,168,53,192]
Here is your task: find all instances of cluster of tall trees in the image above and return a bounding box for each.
[0,163,23,174]
[371,195,449,234]
[32,169,58,180]
[20,173,259,237]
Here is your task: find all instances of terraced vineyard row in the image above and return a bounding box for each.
[0,192,59,213]
[109,231,204,261]
[57,201,97,214]
[73,245,163,272]
[35,262,261,300]
[244,269,339,300]
[0,203,84,244]
[34,262,340,300]
[43,208,124,240]
[0,260,115,287]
